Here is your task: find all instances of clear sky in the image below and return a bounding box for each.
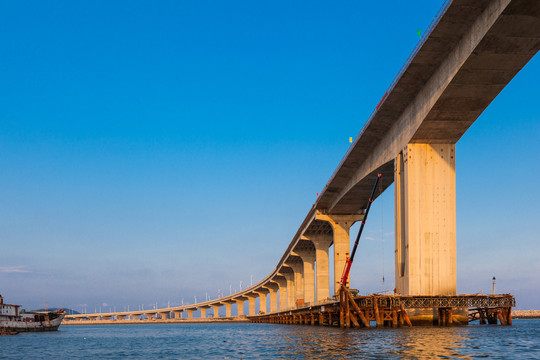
[1,0,539,313]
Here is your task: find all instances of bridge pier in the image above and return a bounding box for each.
[212,305,221,318]
[394,144,456,296]
[286,259,304,306]
[316,213,363,294]
[235,299,245,317]
[293,247,316,305]
[246,295,257,316]
[304,234,332,303]
[394,144,465,324]
[224,303,232,318]
[186,309,194,319]
[278,269,295,309]
[274,275,289,311]
[255,289,269,314]
[265,283,279,313]
[199,307,208,318]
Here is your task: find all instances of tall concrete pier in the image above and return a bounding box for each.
[394,144,456,296]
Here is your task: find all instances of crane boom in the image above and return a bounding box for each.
[339,173,382,288]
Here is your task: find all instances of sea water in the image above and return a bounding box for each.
[1,320,539,359]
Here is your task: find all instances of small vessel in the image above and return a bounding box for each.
[0,294,65,334]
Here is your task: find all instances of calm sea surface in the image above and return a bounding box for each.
[1,320,539,359]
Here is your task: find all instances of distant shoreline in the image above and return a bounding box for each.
[511,310,540,319]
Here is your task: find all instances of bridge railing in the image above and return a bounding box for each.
[324,0,454,190]
[363,0,453,132]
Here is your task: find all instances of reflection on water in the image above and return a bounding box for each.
[273,325,475,359]
[391,327,473,359]
[0,321,539,359]
[270,322,539,359]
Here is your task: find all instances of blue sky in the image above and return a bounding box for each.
[1,0,538,313]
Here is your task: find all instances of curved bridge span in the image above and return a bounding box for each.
[66,0,540,323]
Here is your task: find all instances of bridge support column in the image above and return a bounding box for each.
[316,212,363,294]
[160,312,169,320]
[247,295,257,316]
[274,277,288,311]
[212,305,221,318]
[173,311,182,319]
[186,309,194,319]
[309,235,332,302]
[394,144,456,296]
[287,261,304,306]
[225,303,232,317]
[265,284,279,313]
[281,271,295,309]
[255,289,269,314]
[294,247,316,305]
[235,299,245,317]
[200,308,207,318]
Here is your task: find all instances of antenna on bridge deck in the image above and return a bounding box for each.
[339,173,382,288]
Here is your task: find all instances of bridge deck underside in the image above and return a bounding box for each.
[316,0,540,215]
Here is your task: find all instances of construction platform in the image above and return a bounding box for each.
[249,293,515,328]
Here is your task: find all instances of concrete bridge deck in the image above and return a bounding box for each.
[63,317,250,325]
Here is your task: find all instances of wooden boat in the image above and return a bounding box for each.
[0,294,65,334]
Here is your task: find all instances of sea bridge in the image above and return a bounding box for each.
[65,0,540,327]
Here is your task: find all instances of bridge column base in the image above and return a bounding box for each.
[406,307,468,326]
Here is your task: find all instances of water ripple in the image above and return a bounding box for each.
[1,320,539,359]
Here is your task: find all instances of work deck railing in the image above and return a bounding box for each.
[250,294,515,328]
